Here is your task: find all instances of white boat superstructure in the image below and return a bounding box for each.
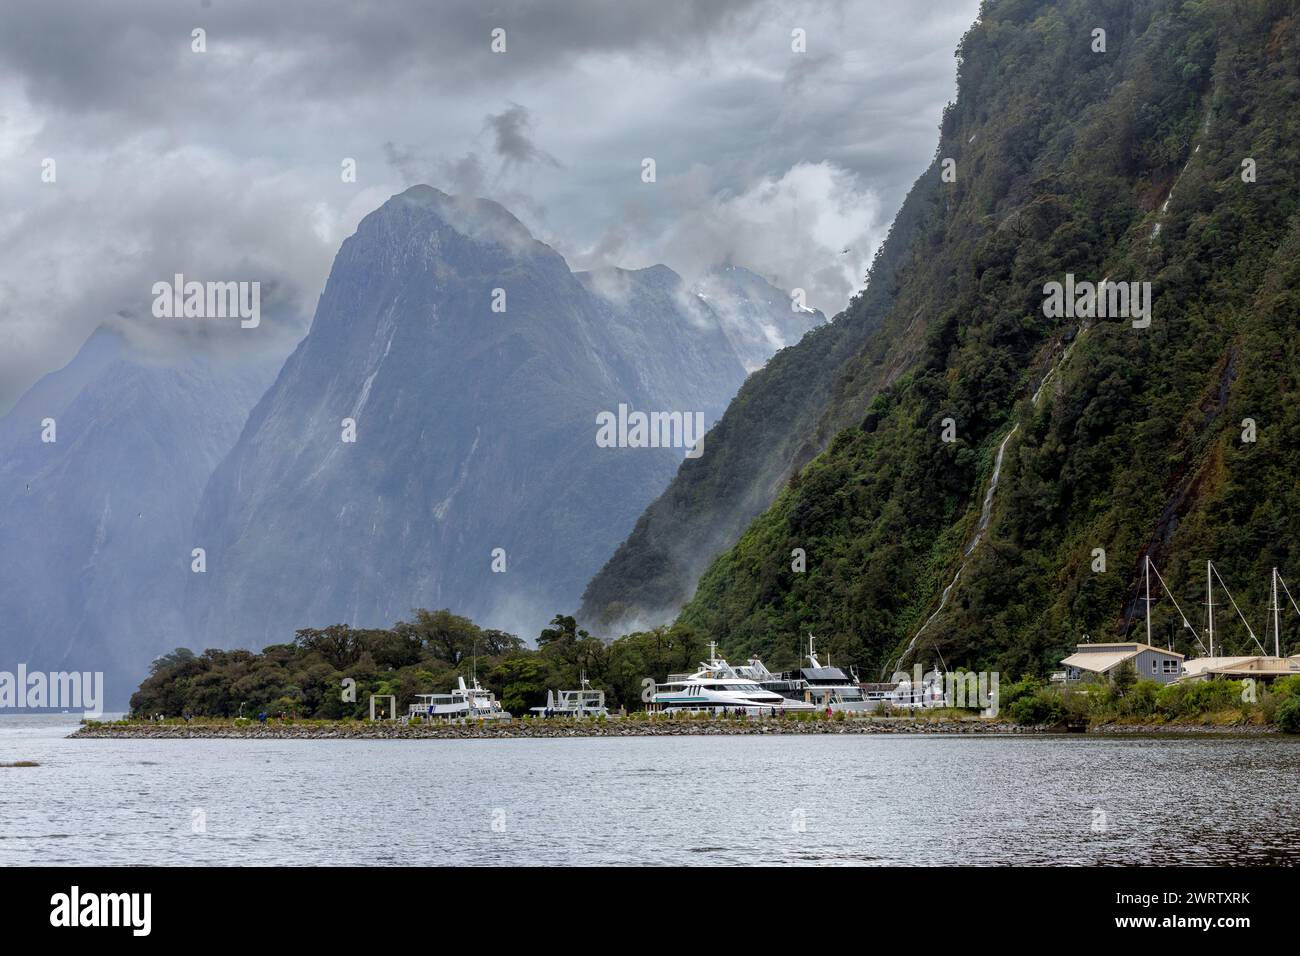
[650,644,818,715]
[795,635,874,711]
[530,676,608,718]
[885,677,949,708]
[735,635,877,712]
[409,675,512,721]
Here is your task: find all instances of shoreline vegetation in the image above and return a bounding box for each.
[1004,671,1300,734]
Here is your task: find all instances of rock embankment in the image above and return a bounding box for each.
[71,717,1039,740]
[1087,721,1279,735]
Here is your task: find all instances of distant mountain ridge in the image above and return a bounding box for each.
[0,327,279,703]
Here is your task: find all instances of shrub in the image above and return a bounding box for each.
[1123,680,1162,717]
[1271,675,1300,700]
[998,676,1042,715]
[1009,689,1064,725]
[1276,696,1300,734]
[1154,682,1182,717]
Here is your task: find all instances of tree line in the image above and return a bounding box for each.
[130,610,716,718]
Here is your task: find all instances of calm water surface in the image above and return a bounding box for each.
[2,716,1298,865]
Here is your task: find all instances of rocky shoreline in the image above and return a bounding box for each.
[68,717,1283,740]
[1086,721,1280,735]
[72,717,1041,740]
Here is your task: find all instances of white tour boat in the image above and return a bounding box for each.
[530,676,608,718]
[735,634,877,712]
[409,675,512,722]
[650,644,819,715]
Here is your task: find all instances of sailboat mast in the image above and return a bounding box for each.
[1207,559,1215,658]
[1273,567,1281,658]
[1145,556,1152,645]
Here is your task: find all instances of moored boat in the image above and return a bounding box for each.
[409,675,512,722]
[735,635,878,712]
[649,644,818,715]
[530,676,608,718]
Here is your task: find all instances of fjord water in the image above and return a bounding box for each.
[3,716,1298,866]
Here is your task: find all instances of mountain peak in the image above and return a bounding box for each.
[366,185,539,252]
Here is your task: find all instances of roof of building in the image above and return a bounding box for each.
[1069,641,1185,658]
[1060,650,1139,673]
[1181,656,1300,678]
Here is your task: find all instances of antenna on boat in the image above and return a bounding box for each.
[706,640,719,661]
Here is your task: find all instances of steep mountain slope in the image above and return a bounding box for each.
[675,0,1300,675]
[579,146,940,633]
[0,327,277,704]
[188,186,790,649]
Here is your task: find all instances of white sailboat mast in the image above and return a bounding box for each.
[1145,556,1153,646]
[1207,559,1215,658]
[1273,567,1281,658]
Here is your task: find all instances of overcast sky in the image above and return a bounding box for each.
[0,0,980,413]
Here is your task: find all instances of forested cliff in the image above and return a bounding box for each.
[592,0,1300,677]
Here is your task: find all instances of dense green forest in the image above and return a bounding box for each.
[675,0,1300,679]
[130,610,714,718]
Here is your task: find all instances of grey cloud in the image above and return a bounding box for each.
[383,141,424,184]
[484,104,560,170]
[0,0,768,120]
[0,0,981,412]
